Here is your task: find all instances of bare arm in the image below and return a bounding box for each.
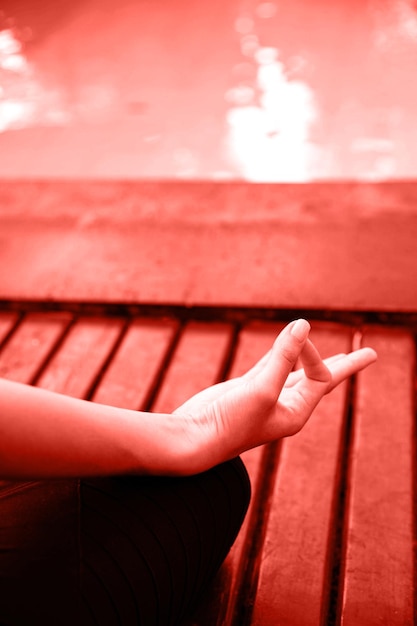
[0,379,193,478]
[0,319,377,479]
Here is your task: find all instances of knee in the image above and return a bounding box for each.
[227,456,251,515]
[210,456,251,536]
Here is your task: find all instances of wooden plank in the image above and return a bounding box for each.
[187,322,285,626]
[1,181,417,311]
[0,312,71,383]
[36,317,124,398]
[251,324,353,626]
[151,321,234,413]
[0,312,19,346]
[149,320,238,626]
[91,318,178,409]
[339,328,415,625]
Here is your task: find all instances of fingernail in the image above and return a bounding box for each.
[290,319,310,341]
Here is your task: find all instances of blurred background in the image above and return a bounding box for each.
[0,0,416,182]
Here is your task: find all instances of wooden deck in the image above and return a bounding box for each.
[0,181,416,625]
[0,303,414,625]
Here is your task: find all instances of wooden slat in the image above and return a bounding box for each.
[0,312,19,346]
[339,328,415,625]
[36,317,124,398]
[150,321,240,626]
[224,322,286,626]
[251,325,353,626]
[92,318,178,409]
[0,312,71,383]
[187,322,285,626]
[151,321,234,413]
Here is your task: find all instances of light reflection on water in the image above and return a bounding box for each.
[225,21,318,182]
[0,1,416,180]
[0,27,70,132]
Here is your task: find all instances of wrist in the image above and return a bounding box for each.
[123,410,203,476]
[169,411,230,475]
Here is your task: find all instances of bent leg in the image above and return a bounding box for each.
[0,458,250,626]
[80,457,251,626]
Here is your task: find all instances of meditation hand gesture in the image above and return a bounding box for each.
[0,319,377,479]
[174,319,377,473]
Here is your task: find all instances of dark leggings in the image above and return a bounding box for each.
[0,457,250,625]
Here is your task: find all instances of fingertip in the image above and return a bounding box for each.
[366,347,378,361]
[290,318,311,342]
[356,346,378,362]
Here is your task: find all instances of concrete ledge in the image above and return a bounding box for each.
[0,180,416,311]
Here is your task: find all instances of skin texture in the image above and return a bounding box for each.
[0,320,377,478]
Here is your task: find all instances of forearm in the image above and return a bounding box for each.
[0,379,193,479]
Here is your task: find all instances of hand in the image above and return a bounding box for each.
[174,319,377,473]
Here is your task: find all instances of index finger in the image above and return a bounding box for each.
[298,339,332,383]
[255,319,311,400]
